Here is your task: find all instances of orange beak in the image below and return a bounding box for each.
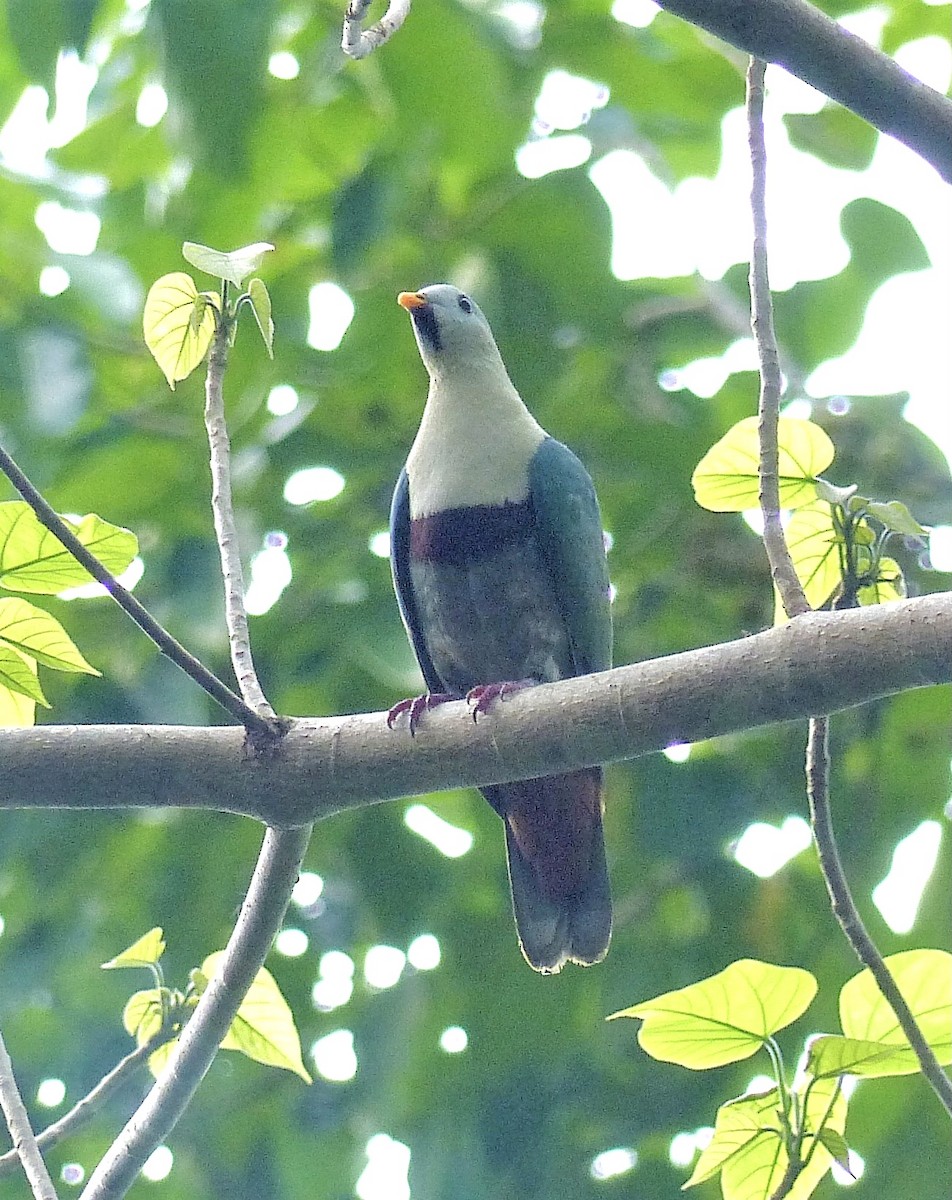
[397,291,427,310]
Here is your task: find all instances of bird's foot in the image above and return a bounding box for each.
[466,679,535,723]
[387,692,458,737]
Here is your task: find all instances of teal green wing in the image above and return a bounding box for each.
[528,437,612,676]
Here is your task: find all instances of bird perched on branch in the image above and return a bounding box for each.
[389,284,613,972]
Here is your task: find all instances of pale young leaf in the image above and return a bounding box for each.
[203,952,312,1082]
[0,596,99,674]
[143,272,217,388]
[0,503,138,594]
[692,417,834,513]
[102,927,167,970]
[182,241,274,287]
[609,959,817,1069]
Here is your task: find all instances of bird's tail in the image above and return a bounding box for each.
[482,768,612,973]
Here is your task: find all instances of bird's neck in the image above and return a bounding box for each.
[406,364,546,517]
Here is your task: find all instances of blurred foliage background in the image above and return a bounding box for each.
[0,0,950,1197]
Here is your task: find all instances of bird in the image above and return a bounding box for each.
[389,283,613,973]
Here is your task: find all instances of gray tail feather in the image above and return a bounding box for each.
[503,814,612,974]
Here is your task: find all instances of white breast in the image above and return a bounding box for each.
[406,372,547,517]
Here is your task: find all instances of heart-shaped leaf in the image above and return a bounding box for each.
[609,959,817,1069]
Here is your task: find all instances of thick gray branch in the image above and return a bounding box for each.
[656,0,952,182]
[0,594,947,827]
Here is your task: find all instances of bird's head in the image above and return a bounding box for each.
[398,284,503,377]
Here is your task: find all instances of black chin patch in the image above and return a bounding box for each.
[412,304,442,353]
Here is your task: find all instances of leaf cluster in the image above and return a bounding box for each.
[612,951,952,1200]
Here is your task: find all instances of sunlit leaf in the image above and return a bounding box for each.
[814,479,857,508]
[0,596,99,674]
[182,241,274,287]
[816,1127,852,1175]
[863,499,927,537]
[609,959,817,1069]
[772,501,842,624]
[143,272,218,388]
[122,987,168,1042]
[686,1078,847,1200]
[807,1033,945,1079]
[0,653,39,727]
[203,952,312,1082]
[102,927,167,970]
[0,504,138,594]
[835,949,952,1073]
[692,418,835,513]
[247,278,274,356]
[0,643,48,706]
[148,1039,178,1079]
[858,556,905,606]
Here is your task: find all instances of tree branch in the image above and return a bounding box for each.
[203,318,275,722]
[0,593,947,826]
[806,717,952,1117]
[0,1030,58,1200]
[655,0,952,182]
[80,826,310,1200]
[0,445,274,741]
[0,1036,174,1178]
[747,57,811,620]
[78,292,312,1199]
[342,0,411,59]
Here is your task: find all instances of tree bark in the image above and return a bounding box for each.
[0,593,948,827]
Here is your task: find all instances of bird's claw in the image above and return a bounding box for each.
[387,692,458,737]
[466,679,534,723]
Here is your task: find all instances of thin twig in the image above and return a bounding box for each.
[0,445,276,740]
[746,47,952,1126]
[342,0,411,59]
[78,300,314,1200]
[807,718,952,1117]
[0,1030,59,1200]
[79,824,312,1200]
[0,1036,174,1178]
[746,57,810,620]
[203,320,275,719]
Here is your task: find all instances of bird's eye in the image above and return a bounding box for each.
[457,295,473,313]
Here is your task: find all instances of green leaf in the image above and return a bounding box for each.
[0,643,48,706]
[182,241,274,287]
[857,556,905,607]
[122,987,167,1042]
[143,272,218,388]
[692,418,835,513]
[816,1127,852,1175]
[814,479,857,508]
[784,105,877,172]
[0,652,40,726]
[203,952,312,1082]
[609,959,817,1069]
[686,1078,847,1200]
[247,278,274,357]
[684,1088,783,1189]
[102,927,167,970]
[0,596,99,675]
[772,501,842,623]
[807,1033,938,1080]
[0,504,138,594]
[863,500,927,538]
[835,949,952,1072]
